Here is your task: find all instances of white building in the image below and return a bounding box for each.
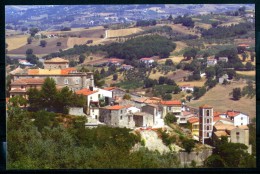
[180,84,194,92]
[140,58,155,65]
[225,110,249,126]
[207,57,217,67]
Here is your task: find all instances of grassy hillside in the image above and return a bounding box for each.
[107,28,144,38]
[8,37,68,55]
[6,35,28,51]
[188,81,255,118]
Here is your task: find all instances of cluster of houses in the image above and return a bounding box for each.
[7,56,252,154]
[187,105,251,154]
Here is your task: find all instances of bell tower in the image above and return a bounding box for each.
[199,104,213,144]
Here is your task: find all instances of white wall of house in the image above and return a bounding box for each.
[233,113,249,126]
[127,107,140,114]
[93,88,113,98]
[89,108,99,119]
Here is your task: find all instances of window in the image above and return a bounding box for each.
[75,79,79,84]
[168,107,172,111]
[64,79,68,85]
[98,94,101,99]
[121,110,123,114]
[241,117,243,120]
[236,132,240,136]
[207,119,210,123]
[120,116,122,120]
[206,110,210,116]
[241,123,243,125]
[207,126,210,130]
[95,115,97,119]
[21,86,24,89]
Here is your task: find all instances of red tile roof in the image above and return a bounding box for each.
[161,100,181,105]
[61,67,76,75]
[11,78,45,85]
[104,105,125,110]
[75,88,97,96]
[140,57,153,61]
[199,104,213,109]
[238,44,249,47]
[226,111,240,117]
[188,117,199,124]
[103,87,117,91]
[214,112,222,117]
[28,69,39,75]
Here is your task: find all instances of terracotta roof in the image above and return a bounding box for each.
[75,88,98,96]
[188,117,199,124]
[144,99,160,104]
[214,131,228,137]
[11,78,45,85]
[214,123,236,131]
[28,69,39,75]
[61,68,77,75]
[213,117,221,122]
[181,84,194,88]
[140,57,153,61]
[199,104,213,109]
[226,111,240,117]
[182,111,193,116]
[104,105,125,110]
[161,100,181,105]
[103,87,117,91]
[44,57,69,63]
[10,88,26,93]
[214,112,222,117]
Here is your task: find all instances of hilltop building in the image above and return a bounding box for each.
[44,57,69,69]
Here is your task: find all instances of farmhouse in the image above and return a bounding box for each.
[207,57,217,67]
[140,57,154,65]
[44,57,69,69]
[180,84,194,92]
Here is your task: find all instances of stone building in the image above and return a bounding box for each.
[9,78,44,98]
[212,122,251,154]
[99,105,135,128]
[133,112,154,127]
[44,57,69,69]
[11,68,94,92]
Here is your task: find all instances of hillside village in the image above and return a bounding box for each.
[5,4,256,169]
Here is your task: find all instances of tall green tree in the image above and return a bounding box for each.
[41,77,57,109]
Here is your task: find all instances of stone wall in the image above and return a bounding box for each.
[68,107,86,116]
[178,149,212,166]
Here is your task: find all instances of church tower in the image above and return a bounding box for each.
[199,104,214,144]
